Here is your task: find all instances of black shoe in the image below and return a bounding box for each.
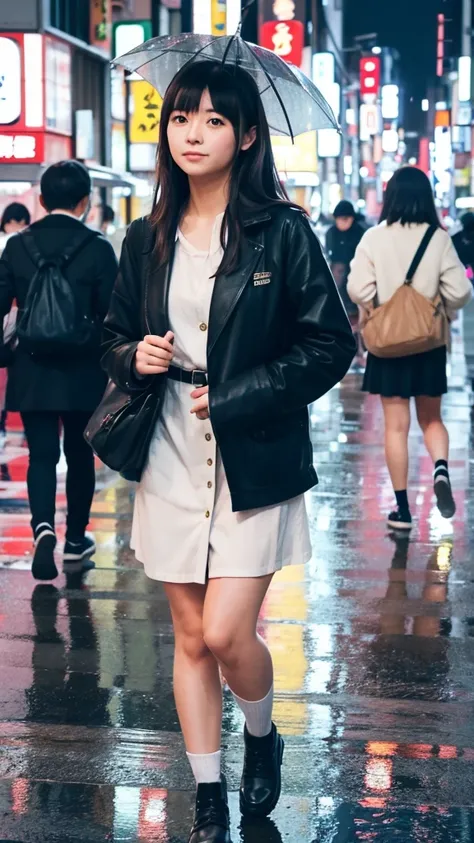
[32,527,58,581]
[239,723,284,818]
[434,479,456,519]
[387,509,413,531]
[189,776,232,843]
[63,535,96,562]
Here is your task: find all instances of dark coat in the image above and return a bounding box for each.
[452,229,474,270]
[326,221,366,266]
[0,214,118,412]
[102,205,356,511]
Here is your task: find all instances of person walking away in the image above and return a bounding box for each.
[0,161,118,580]
[326,200,366,364]
[348,166,471,530]
[0,204,31,436]
[452,212,474,393]
[102,61,355,843]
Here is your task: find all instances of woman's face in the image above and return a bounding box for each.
[167,88,255,180]
[3,219,27,234]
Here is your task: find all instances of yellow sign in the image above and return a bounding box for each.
[211,0,226,35]
[129,81,162,144]
[271,130,317,174]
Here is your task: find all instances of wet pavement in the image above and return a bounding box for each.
[1,328,474,842]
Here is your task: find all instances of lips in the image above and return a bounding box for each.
[183,152,206,159]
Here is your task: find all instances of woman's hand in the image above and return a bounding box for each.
[135,331,174,376]
[190,385,209,420]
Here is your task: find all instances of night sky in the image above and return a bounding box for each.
[344,0,462,129]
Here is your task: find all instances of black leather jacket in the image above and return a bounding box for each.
[102,205,356,511]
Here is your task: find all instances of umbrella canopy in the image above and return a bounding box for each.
[113,33,338,139]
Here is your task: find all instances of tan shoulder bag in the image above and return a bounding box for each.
[361,225,448,358]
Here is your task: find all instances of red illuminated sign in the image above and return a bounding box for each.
[259,19,304,68]
[0,32,72,167]
[0,132,44,163]
[360,56,381,99]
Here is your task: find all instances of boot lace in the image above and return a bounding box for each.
[193,792,228,831]
[243,742,274,778]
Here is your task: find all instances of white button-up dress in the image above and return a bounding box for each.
[131,214,312,584]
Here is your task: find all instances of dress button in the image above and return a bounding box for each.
[200,322,208,332]
[205,510,210,518]
[208,481,213,489]
[207,458,213,466]
[205,433,212,441]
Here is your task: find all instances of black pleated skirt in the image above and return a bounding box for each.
[362,345,448,398]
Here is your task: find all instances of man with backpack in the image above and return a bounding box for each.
[0,160,118,580]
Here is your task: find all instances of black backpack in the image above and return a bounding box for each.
[17,229,100,356]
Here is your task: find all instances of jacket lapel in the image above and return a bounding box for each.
[208,235,263,357]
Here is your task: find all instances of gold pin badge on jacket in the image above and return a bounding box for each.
[253,271,272,286]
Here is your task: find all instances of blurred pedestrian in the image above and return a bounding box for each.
[452,213,474,394]
[452,211,474,270]
[348,166,471,530]
[0,204,31,436]
[326,200,367,364]
[0,161,118,581]
[102,60,354,843]
[100,204,115,236]
[0,202,31,239]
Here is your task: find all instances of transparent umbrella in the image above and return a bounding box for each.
[113,32,339,139]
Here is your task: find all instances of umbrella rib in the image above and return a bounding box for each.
[222,34,236,66]
[242,41,294,141]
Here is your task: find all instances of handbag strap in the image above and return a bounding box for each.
[405,225,437,286]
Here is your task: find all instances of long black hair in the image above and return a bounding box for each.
[380,166,441,228]
[150,60,290,275]
[0,202,31,232]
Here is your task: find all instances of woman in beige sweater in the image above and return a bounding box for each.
[348,167,471,531]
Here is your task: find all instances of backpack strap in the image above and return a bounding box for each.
[21,228,100,268]
[21,230,44,267]
[405,225,438,285]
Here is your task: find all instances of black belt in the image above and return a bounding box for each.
[168,365,208,387]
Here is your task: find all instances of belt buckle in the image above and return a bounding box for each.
[191,369,207,386]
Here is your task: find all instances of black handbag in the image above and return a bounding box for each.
[84,377,164,482]
[84,224,165,482]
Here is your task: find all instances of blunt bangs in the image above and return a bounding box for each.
[170,62,247,132]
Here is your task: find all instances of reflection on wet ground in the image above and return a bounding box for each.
[1,336,474,841]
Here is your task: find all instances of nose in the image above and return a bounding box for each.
[186,115,203,145]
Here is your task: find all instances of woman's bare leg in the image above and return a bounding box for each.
[415,396,449,462]
[381,396,411,491]
[202,574,274,700]
[164,582,222,754]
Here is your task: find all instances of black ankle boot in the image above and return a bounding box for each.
[189,776,232,843]
[239,723,284,818]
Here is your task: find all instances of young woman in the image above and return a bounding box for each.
[348,166,471,531]
[102,60,355,843]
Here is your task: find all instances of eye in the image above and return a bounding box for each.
[209,117,224,127]
[171,114,187,124]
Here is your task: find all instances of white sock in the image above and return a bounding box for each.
[186,749,221,784]
[231,684,274,737]
[434,462,450,484]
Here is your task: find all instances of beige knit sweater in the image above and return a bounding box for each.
[347,221,472,311]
